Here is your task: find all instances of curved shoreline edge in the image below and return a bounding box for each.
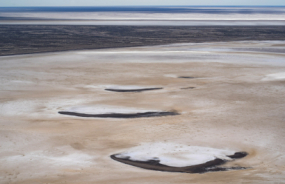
[58,111,180,118]
[105,87,163,93]
[110,152,248,174]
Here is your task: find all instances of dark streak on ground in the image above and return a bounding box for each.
[105,87,163,92]
[1,25,285,56]
[58,111,179,118]
[181,87,195,90]
[110,152,248,174]
[178,76,196,79]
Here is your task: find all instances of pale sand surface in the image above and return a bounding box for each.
[1,41,285,183]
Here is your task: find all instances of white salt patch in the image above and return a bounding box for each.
[45,98,89,113]
[0,100,39,116]
[164,74,177,78]
[114,142,235,167]
[0,149,95,180]
[3,11,285,21]
[2,146,96,170]
[0,98,89,118]
[11,80,34,84]
[262,72,285,81]
[4,152,94,167]
[64,105,159,114]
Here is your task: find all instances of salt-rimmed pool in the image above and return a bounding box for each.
[113,142,238,167]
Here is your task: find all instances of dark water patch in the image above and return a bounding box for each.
[105,87,163,93]
[181,87,195,90]
[205,166,248,172]
[234,47,285,54]
[227,152,248,159]
[2,26,285,56]
[58,111,179,118]
[178,76,196,79]
[110,151,248,174]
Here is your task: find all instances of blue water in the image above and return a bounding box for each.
[0,6,285,14]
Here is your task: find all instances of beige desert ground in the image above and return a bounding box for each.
[0,41,285,183]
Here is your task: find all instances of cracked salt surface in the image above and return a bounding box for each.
[113,142,236,167]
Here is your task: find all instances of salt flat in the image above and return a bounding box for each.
[0,41,285,183]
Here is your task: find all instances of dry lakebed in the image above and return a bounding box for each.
[0,40,285,183]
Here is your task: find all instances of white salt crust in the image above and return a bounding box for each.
[0,98,88,117]
[4,152,94,167]
[1,146,95,168]
[0,98,161,118]
[114,142,236,167]
[262,72,285,81]
[64,105,159,114]
[3,11,285,21]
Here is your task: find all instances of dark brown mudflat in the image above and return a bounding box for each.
[105,87,163,93]
[58,111,179,118]
[110,152,248,174]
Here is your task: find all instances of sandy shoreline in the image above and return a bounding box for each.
[0,41,285,183]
